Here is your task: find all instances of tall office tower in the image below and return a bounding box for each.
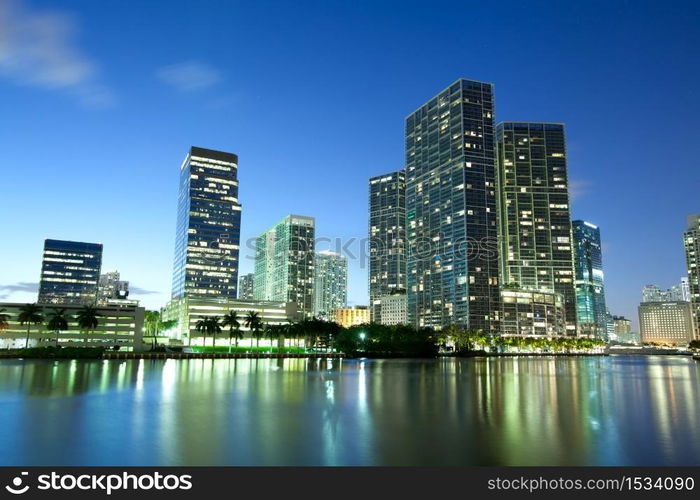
[681,277,691,302]
[368,170,406,323]
[572,221,607,338]
[313,250,348,320]
[496,122,577,335]
[238,273,255,300]
[37,239,103,305]
[405,79,500,332]
[97,270,130,305]
[684,213,700,338]
[171,147,241,300]
[254,215,315,316]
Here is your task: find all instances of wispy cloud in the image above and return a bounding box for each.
[0,0,114,108]
[156,61,222,92]
[129,285,160,296]
[569,179,591,202]
[0,281,38,300]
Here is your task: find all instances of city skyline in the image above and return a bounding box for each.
[1,1,699,332]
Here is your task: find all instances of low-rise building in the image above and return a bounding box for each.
[638,301,696,345]
[334,306,370,328]
[500,289,567,337]
[0,302,145,350]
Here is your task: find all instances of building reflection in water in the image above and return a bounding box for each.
[0,356,698,465]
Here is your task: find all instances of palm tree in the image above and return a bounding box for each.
[245,311,264,349]
[46,308,70,346]
[0,308,9,349]
[75,305,100,345]
[221,310,242,353]
[195,316,222,348]
[18,303,44,348]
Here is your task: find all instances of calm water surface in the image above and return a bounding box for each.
[0,356,698,466]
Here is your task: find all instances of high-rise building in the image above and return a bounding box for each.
[97,270,130,305]
[238,273,255,300]
[638,301,695,345]
[642,283,686,302]
[368,170,406,323]
[684,214,700,337]
[681,276,691,302]
[37,239,103,305]
[313,250,347,320]
[171,146,241,300]
[405,78,500,332]
[572,221,607,338]
[496,122,577,335]
[254,215,315,316]
[377,292,408,325]
[500,289,566,337]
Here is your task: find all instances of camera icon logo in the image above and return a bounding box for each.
[5,472,29,495]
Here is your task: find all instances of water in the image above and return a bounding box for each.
[0,356,698,466]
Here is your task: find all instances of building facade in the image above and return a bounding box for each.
[642,283,686,302]
[405,78,500,332]
[0,302,144,350]
[377,293,408,325]
[335,306,370,328]
[238,273,255,300]
[684,214,700,338]
[572,221,607,338]
[313,250,347,320]
[368,170,406,323]
[97,270,130,305]
[638,301,695,345]
[496,122,577,335]
[37,239,103,305]
[500,288,567,337]
[254,215,315,316]
[171,146,241,301]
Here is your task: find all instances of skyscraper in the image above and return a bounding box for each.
[97,270,130,305]
[405,78,500,332]
[238,273,255,300]
[684,213,700,338]
[37,239,103,305]
[171,146,241,300]
[572,221,607,338]
[368,170,406,323]
[254,215,315,316]
[496,122,577,335]
[313,250,348,320]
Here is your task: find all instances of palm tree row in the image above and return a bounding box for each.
[4,303,101,348]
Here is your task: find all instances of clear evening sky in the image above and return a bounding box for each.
[1,0,698,330]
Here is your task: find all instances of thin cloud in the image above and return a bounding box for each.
[0,0,114,108]
[156,61,222,92]
[569,179,591,202]
[0,282,39,300]
[128,285,160,296]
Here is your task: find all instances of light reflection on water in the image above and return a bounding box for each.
[0,356,698,466]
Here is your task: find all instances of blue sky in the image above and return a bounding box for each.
[0,0,698,330]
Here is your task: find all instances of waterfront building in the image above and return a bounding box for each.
[37,239,103,305]
[0,302,144,350]
[368,170,406,323]
[334,306,370,328]
[171,146,241,301]
[496,122,577,335]
[684,214,700,337]
[638,301,695,345]
[238,273,255,300]
[572,221,607,338]
[613,315,632,336]
[162,297,299,346]
[405,78,500,331]
[313,250,348,320]
[376,292,408,325]
[500,288,567,337]
[254,215,315,316]
[97,270,130,305]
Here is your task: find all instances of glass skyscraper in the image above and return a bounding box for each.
[405,79,500,332]
[238,273,255,300]
[496,122,577,335]
[572,220,607,338]
[37,239,103,305]
[684,213,700,338]
[368,170,406,323]
[171,146,241,300]
[254,215,315,316]
[313,250,348,320]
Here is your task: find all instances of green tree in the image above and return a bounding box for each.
[46,308,70,346]
[18,303,44,348]
[75,305,100,345]
[221,310,243,353]
[245,311,264,349]
[195,316,222,347]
